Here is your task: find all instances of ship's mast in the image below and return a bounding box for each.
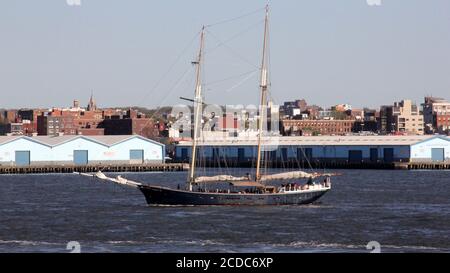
[188,26,206,191]
[255,5,269,181]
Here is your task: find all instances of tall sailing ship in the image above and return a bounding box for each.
[86,6,333,206]
[136,6,332,206]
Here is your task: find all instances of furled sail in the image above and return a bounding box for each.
[230,181,265,188]
[259,171,314,182]
[194,175,250,183]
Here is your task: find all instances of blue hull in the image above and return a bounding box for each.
[138,185,329,206]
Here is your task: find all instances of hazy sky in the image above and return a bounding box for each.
[1,0,450,109]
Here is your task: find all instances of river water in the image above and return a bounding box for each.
[0,169,449,253]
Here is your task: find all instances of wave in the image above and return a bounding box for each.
[106,240,144,245]
[260,241,446,252]
[0,240,61,246]
[156,239,447,252]
[104,238,448,252]
[1,239,446,253]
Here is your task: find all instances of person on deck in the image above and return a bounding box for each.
[246,173,252,181]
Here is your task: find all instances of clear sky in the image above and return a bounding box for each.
[1,0,450,109]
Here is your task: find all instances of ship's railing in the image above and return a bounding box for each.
[279,182,331,193]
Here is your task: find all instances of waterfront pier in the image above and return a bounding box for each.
[0,163,188,175]
[2,161,450,174]
[174,160,450,170]
[395,162,450,170]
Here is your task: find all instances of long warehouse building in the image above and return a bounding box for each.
[174,135,450,164]
[0,135,165,166]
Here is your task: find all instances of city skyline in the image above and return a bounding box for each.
[0,93,443,112]
[1,0,450,109]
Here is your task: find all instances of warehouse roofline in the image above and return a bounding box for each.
[176,135,450,147]
[409,135,450,146]
[0,135,165,148]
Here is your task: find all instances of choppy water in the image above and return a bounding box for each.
[0,169,449,253]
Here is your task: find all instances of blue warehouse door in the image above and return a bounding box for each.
[384,148,394,163]
[15,151,30,166]
[181,148,188,161]
[270,151,277,162]
[431,148,445,162]
[74,150,88,165]
[213,148,219,162]
[281,148,288,161]
[304,148,313,160]
[297,148,312,161]
[348,150,363,162]
[130,149,144,164]
[238,148,245,162]
[370,148,378,162]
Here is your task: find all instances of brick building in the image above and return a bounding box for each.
[37,115,77,135]
[282,119,356,136]
[2,110,18,123]
[36,96,108,136]
[422,97,450,135]
[0,109,45,136]
[17,109,45,135]
[100,109,159,139]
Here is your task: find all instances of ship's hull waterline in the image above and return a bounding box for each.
[138,185,330,206]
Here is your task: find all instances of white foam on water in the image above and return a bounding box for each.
[0,240,61,246]
[267,241,446,252]
[106,240,143,245]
